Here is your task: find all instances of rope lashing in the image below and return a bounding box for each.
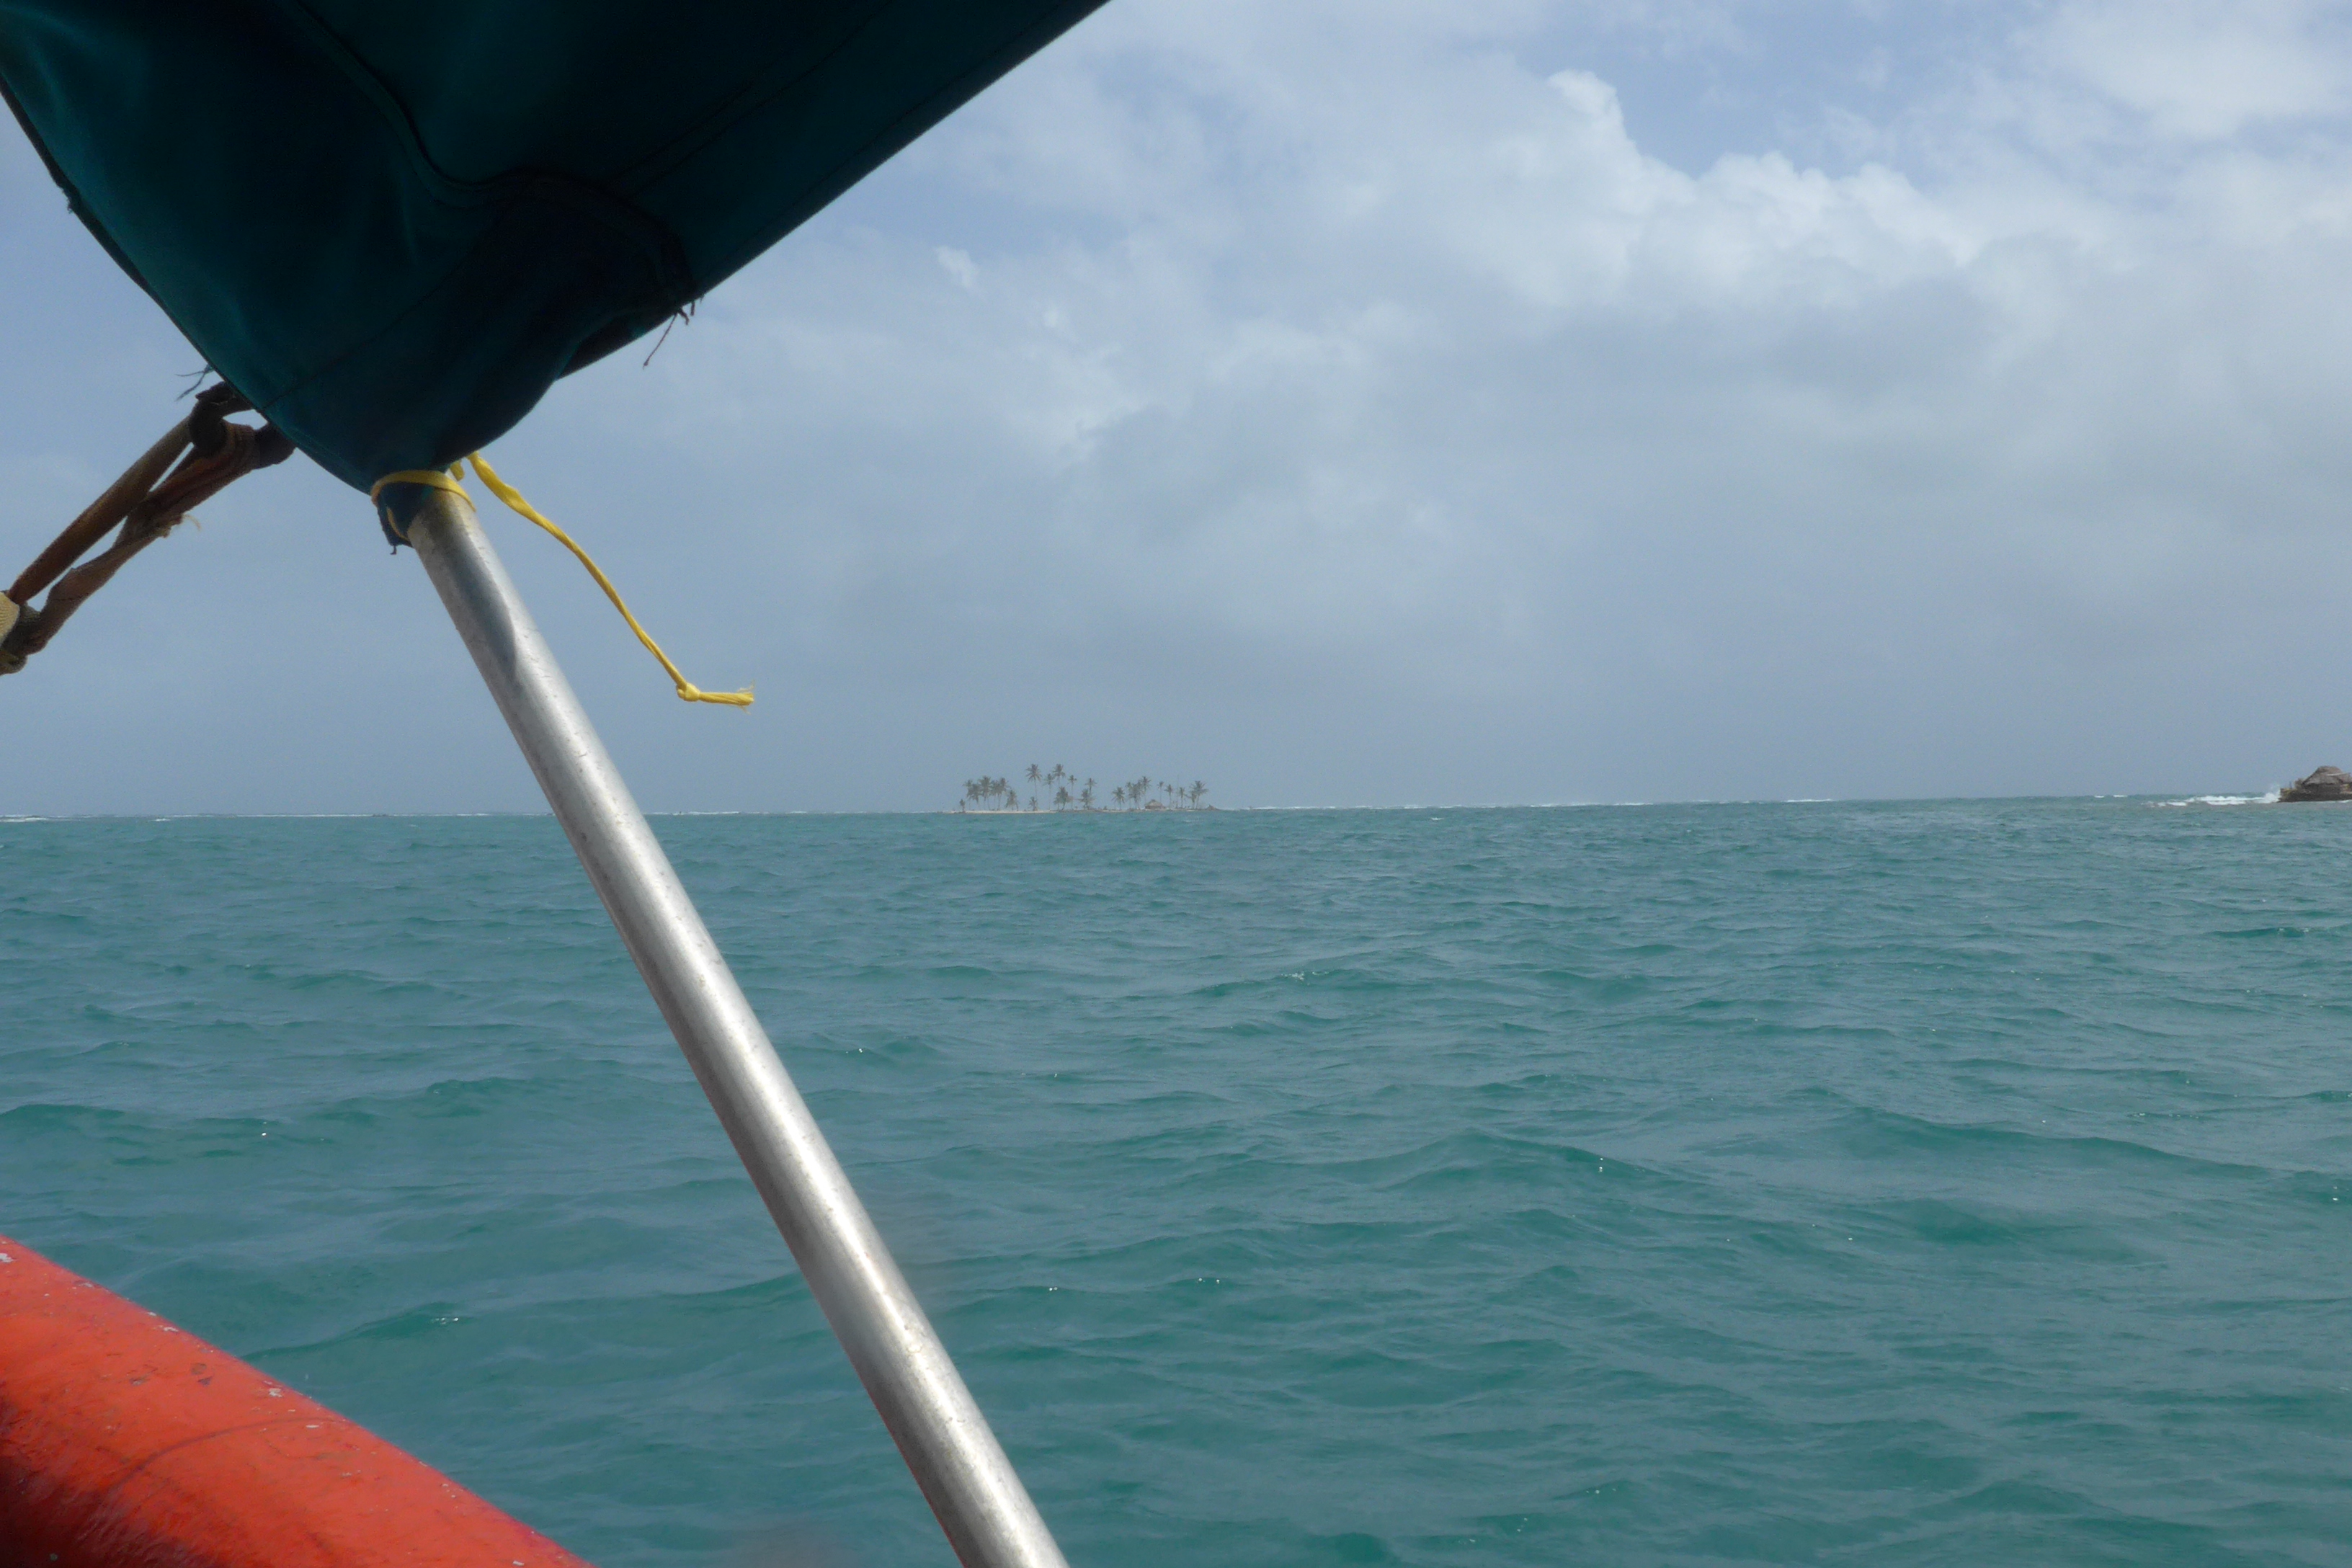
[372,455,752,708]
[1,383,293,677]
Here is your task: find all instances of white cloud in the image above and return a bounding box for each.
[935,246,981,291]
[2041,0,2352,139]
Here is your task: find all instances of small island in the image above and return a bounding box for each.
[2280,766,2352,803]
[956,765,1211,813]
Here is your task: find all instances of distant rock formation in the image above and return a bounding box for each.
[2280,765,2352,802]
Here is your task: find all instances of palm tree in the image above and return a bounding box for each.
[966,770,1212,811]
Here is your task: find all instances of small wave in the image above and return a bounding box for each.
[2155,792,2279,807]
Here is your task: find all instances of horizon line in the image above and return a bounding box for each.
[0,791,2292,824]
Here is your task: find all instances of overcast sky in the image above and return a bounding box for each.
[7,0,2352,814]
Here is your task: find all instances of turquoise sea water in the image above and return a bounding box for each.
[4,801,2349,1567]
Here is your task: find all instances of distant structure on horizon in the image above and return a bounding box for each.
[2279,765,2352,803]
[956,765,1211,813]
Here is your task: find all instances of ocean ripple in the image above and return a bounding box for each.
[4,800,2349,1565]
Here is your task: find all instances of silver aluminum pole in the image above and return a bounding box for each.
[403,485,1069,1568]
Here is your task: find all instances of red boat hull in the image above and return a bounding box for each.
[0,1234,593,1568]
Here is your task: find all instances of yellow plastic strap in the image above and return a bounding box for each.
[368,458,750,709]
[368,466,467,503]
[368,466,469,540]
[463,453,752,708]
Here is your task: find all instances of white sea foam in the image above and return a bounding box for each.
[2156,792,2280,807]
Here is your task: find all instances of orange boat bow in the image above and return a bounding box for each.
[0,1234,594,1568]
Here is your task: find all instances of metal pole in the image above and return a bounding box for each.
[404,486,1069,1568]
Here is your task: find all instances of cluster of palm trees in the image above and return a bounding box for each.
[957,765,1210,813]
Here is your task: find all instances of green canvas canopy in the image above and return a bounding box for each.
[0,0,1105,490]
